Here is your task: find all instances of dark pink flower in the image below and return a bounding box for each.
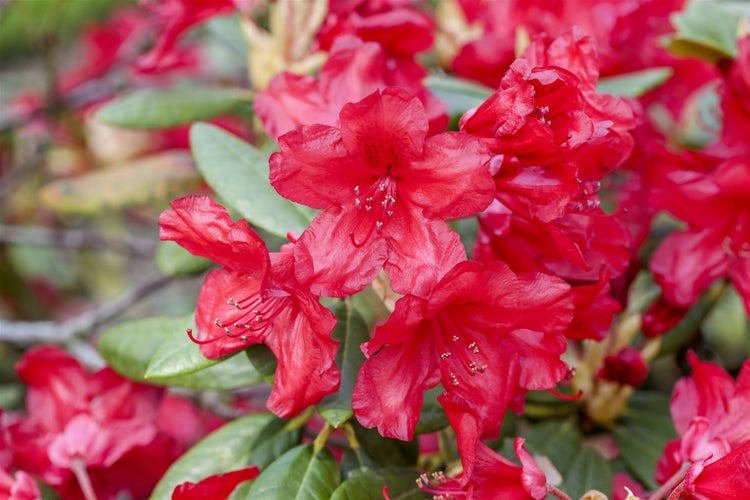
[0,469,41,500]
[159,195,340,417]
[270,87,494,298]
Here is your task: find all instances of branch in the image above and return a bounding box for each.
[0,275,171,345]
[0,224,156,257]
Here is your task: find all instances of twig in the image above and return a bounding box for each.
[0,224,156,257]
[0,274,171,345]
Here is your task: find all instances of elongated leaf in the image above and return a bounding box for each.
[414,386,449,435]
[666,0,740,63]
[614,392,677,490]
[245,344,277,384]
[245,444,340,499]
[145,320,218,378]
[523,417,582,476]
[354,423,419,468]
[96,88,250,129]
[246,417,304,469]
[424,75,493,116]
[597,67,673,97]
[190,122,315,238]
[40,151,200,215]
[99,315,263,390]
[150,413,273,500]
[155,240,213,277]
[562,447,612,499]
[319,303,369,428]
[331,468,422,500]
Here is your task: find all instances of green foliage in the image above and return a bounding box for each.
[614,392,677,490]
[154,240,213,278]
[96,88,252,129]
[149,413,274,500]
[98,315,264,390]
[423,75,493,116]
[523,417,583,478]
[666,0,741,63]
[245,444,341,499]
[597,68,673,97]
[319,303,370,428]
[190,123,315,238]
[331,468,423,500]
[562,447,613,499]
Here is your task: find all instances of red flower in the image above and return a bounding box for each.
[172,466,260,500]
[655,353,750,489]
[720,36,750,157]
[597,347,648,387]
[270,87,494,298]
[352,260,572,441]
[0,469,40,500]
[255,35,447,139]
[649,158,750,314]
[680,440,750,500]
[2,346,213,500]
[159,195,340,417]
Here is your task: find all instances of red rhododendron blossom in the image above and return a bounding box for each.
[649,158,750,314]
[679,440,750,500]
[0,469,41,500]
[159,195,340,417]
[655,353,750,487]
[566,274,622,341]
[460,30,636,181]
[720,36,750,157]
[3,346,210,500]
[255,35,447,139]
[136,0,248,72]
[270,87,494,298]
[352,260,573,441]
[172,466,260,500]
[597,347,648,387]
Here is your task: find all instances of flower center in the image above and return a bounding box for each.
[722,211,750,258]
[348,174,398,247]
[432,313,489,388]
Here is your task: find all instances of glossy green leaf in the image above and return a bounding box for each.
[145,320,217,378]
[190,122,315,238]
[597,67,673,97]
[562,447,612,499]
[614,392,677,490]
[414,386,449,435]
[150,413,273,500]
[331,468,422,500]
[666,0,740,63]
[245,344,277,385]
[96,88,250,129]
[246,417,304,469]
[319,303,369,428]
[702,285,750,369]
[424,75,494,116]
[245,444,340,499]
[354,423,419,468]
[98,315,264,390]
[523,417,582,476]
[154,240,213,277]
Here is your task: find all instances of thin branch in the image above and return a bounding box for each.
[0,274,171,345]
[0,224,156,257]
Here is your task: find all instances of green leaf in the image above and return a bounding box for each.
[145,319,218,378]
[597,67,673,97]
[666,0,741,64]
[98,315,264,390]
[319,303,369,427]
[423,75,494,116]
[702,285,750,369]
[245,444,340,499]
[96,88,251,129]
[562,447,612,499]
[245,344,278,385]
[614,392,677,490]
[150,413,273,500]
[523,417,582,476]
[354,422,419,468]
[40,152,201,216]
[190,122,315,238]
[414,386,449,435]
[331,468,423,500]
[155,240,213,277]
[246,417,304,469]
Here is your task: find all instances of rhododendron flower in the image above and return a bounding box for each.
[255,35,447,139]
[566,274,622,341]
[0,469,40,500]
[650,158,750,314]
[720,36,750,157]
[352,260,572,440]
[159,195,340,417]
[270,87,494,298]
[3,346,214,500]
[172,466,260,499]
[597,347,648,387]
[655,353,750,490]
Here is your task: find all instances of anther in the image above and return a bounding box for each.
[479,365,488,373]
[365,205,372,212]
[451,335,459,342]
[450,373,459,386]
[355,199,362,210]
[440,352,452,359]
[376,221,383,232]
[387,210,393,217]
[214,318,223,327]
[354,185,360,196]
